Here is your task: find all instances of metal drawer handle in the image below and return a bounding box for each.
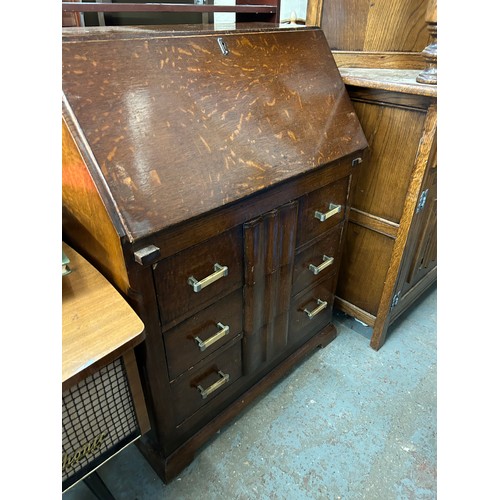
[303,299,328,319]
[195,323,229,352]
[314,203,342,222]
[188,263,228,292]
[197,370,230,399]
[308,255,334,275]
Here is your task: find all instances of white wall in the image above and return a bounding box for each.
[213,0,308,25]
[280,0,308,22]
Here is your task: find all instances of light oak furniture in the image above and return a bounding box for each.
[306,0,430,70]
[334,68,437,350]
[62,242,150,494]
[304,0,437,349]
[62,24,368,482]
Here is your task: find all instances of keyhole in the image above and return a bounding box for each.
[217,37,229,56]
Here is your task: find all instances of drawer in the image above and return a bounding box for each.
[292,222,344,297]
[288,276,334,347]
[154,227,243,326]
[170,337,242,425]
[164,290,243,380]
[296,176,350,247]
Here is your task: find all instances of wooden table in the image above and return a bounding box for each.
[62,242,148,497]
[62,242,145,389]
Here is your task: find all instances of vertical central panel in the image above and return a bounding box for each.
[243,201,298,375]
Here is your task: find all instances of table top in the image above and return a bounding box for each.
[62,242,145,387]
[339,68,437,98]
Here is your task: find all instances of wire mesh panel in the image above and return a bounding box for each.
[62,358,141,492]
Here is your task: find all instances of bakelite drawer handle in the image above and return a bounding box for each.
[303,299,328,319]
[197,370,230,399]
[314,203,342,222]
[195,323,229,352]
[308,255,334,275]
[188,263,228,292]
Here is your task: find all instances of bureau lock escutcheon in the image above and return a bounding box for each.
[217,37,229,56]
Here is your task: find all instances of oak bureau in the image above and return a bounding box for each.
[62,23,368,482]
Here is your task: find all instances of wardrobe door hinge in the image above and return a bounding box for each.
[416,189,429,213]
[391,291,401,310]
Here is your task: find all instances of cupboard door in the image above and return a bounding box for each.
[392,136,437,313]
[405,177,437,287]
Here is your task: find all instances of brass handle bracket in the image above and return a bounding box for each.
[308,255,334,275]
[188,263,228,292]
[197,370,230,399]
[194,323,229,352]
[314,203,342,222]
[303,298,328,319]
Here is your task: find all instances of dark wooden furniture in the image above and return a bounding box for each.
[334,68,437,350]
[62,24,368,482]
[62,242,150,493]
[62,1,281,25]
[62,0,83,27]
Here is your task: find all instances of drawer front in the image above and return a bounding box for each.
[296,176,350,247]
[164,290,243,380]
[288,276,334,347]
[154,227,243,326]
[170,338,242,425]
[292,222,344,297]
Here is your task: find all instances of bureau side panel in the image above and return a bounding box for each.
[62,118,130,294]
[336,222,394,317]
[349,99,427,225]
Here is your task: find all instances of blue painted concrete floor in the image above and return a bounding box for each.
[64,284,437,500]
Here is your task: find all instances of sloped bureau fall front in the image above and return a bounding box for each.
[62,24,368,483]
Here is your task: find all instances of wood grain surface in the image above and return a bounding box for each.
[62,26,367,242]
[339,68,437,97]
[333,51,426,70]
[62,242,145,387]
[309,0,428,52]
[334,74,437,350]
[61,25,369,479]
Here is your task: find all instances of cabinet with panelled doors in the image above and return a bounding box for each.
[334,68,437,350]
[62,24,368,483]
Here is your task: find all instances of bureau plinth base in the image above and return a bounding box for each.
[136,323,337,484]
